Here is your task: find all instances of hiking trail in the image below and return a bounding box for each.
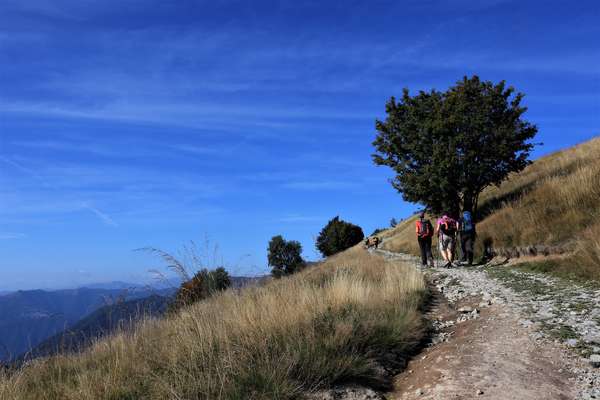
[374,248,600,400]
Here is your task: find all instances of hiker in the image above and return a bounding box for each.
[415,212,434,267]
[365,236,380,249]
[459,210,476,265]
[436,214,458,268]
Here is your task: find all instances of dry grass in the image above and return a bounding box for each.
[382,136,600,280]
[572,222,600,280]
[477,137,600,250]
[0,247,426,400]
[380,215,422,256]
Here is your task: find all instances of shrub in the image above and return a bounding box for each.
[268,235,305,278]
[139,242,233,310]
[316,216,364,257]
[173,267,231,310]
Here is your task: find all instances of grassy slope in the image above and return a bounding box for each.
[383,136,600,280]
[0,247,426,400]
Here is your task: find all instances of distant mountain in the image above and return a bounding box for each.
[22,294,171,361]
[230,275,267,288]
[0,287,173,362]
[81,281,143,290]
[142,275,266,290]
[15,277,263,362]
[0,275,260,363]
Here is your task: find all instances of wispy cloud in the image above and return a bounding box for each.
[10,138,227,159]
[0,0,84,21]
[0,156,45,181]
[9,139,135,158]
[0,232,27,240]
[0,100,371,133]
[168,144,219,155]
[81,203,118,227]
[281,180,359,191]
[277,214,322,223]
[0,152,231,228]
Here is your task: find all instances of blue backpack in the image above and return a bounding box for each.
[462,211,474,232]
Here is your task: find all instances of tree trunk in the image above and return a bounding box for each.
[462,192,474,214]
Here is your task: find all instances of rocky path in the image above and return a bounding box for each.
[374,249,600,400]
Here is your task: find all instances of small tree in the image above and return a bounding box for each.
[371,228,385,236]
[390,218,398,227]
[372,75,537,218]
[316,216,364,257]
[173,267,231,310]
[268,235,305,278]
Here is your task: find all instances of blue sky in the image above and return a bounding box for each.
[1,0,598,290]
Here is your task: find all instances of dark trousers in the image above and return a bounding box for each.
[460,231,475,264]
[418,236,433,266]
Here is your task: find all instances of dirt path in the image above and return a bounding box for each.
[374,249,600,400]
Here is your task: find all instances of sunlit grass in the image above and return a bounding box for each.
[382,136,600,280]
[0,247,426,400]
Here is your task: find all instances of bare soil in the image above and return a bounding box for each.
[373,249,599,400]
[390,294,577,400]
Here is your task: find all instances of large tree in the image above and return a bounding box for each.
[372,75,537,218]
[268,235,305,278]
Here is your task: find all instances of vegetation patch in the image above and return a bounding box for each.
[511,260,600,286]
[486,268,551,296]
[0,248,427,400]
[512,260,585,283]
[542,324,579,341]
[567,300,593,313]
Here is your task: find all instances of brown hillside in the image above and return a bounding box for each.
[382,136,600,280]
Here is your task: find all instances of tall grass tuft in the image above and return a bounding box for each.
[573,223,600,280]
[0,247,426,399]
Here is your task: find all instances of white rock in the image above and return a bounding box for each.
[566,339,578,347]
[308,386,384,400]
[589,354,600,368]
[583,334,600,344]
[520,319,534,327]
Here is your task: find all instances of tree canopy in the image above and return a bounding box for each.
[372,75,537,218]
[316,216,364,257]
[268,235,305,278]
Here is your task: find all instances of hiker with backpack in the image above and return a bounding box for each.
[436,214,458,268]
[415,211,434,267]
[459,210,476,265]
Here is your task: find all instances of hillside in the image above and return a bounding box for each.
[382,136,600,280]
[0,287,170,362]
[0,276,259,364]
[0,248,426,399]
[19,294,171,362]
